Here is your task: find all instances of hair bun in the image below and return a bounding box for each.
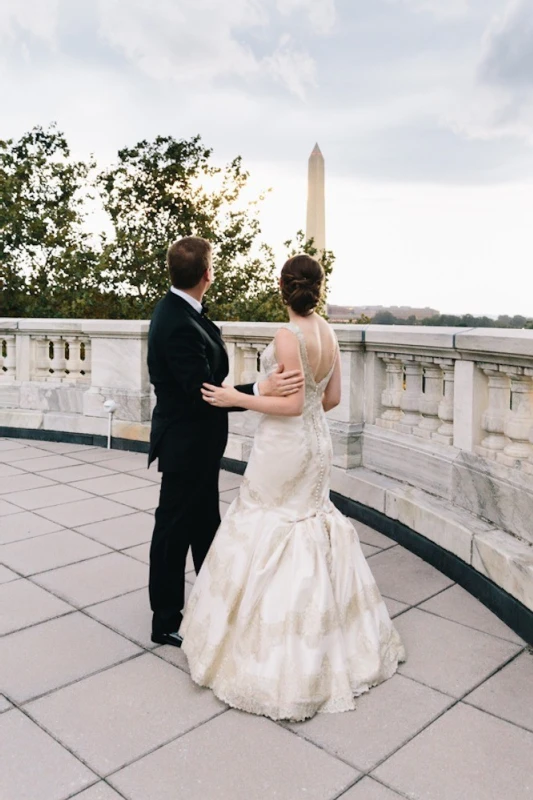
[280,254,325,316]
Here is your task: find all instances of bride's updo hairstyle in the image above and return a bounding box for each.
[280,254,324,316]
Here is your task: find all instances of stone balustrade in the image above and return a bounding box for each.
[1,317,532,627]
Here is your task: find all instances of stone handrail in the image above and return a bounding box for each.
[1,318,532,624]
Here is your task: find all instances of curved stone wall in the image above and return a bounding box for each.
[1,318,532,640]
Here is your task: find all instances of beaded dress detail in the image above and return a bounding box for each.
[181,323,405,722]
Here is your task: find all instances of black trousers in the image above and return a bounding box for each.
[149,461,221,635]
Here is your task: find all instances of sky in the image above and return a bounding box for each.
[1,0,532,316]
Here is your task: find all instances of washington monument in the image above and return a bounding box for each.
[306,143,325,258]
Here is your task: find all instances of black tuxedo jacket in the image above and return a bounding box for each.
[148,291,254,473]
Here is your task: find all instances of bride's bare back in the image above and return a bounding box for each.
[290,312,337,383]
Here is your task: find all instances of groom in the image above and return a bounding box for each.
[147,236,303,647]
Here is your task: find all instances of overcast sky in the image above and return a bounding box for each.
[1,0,532,315]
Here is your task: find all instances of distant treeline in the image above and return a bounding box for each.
[329,308,533,329]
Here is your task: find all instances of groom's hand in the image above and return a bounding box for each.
[258,363,304,397]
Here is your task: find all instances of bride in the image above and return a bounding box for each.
[180,254,405,722]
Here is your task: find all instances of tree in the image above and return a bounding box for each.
[0,125,97,318]
[97,135,284,320]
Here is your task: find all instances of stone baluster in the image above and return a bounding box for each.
[3,335,16,379]
[500,368,533,465]
[33,336,52,380]
[398,357,423,433]
[63,336,82,383]
[0,336,16,379]
[48,336,67,381]
[79,338,91,382]
[415,359,443,438]
[476,366,511,459]
[377,354,403,429]
[433,359,455,445]
[237,343,261,385]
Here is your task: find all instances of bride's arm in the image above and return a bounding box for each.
[201,329,305,417]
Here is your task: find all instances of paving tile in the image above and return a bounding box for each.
[8,484,94,511]
[384,597,409,618]
[0,498,22,516]
[465,651,533,733]
[1,709,95,800]
[0,463,24,477]
[0,564,19,584]
[366,547,453,605]
[154,642,190,673]
[0,473,56,495]
[23,440,97,454]
[71,448,129,463]
[0,694,12,712]
[93,455,149,472]
[107,485,161,510]
[219,486,240,502]
[0,511,64,544]
[0,612,141,703]
[361,542,381,558]
[395,608,521,697]
[27,653,225,775]
[87,587,155,649]
[129,466,161,483]
[38,497,132,527]
[39,464,116,483]
[0,439,27,452]
[219,470,243,491]
[340,777,404,800]
[373,703,533,800]
[420,584,524,644]
[75,512,153,549]
[73,784,125,800]
[71,473,154,495]
[33,552,147,607]
[288,674,452,771]
[350,520,396,550]
[15,454,84,471]
[123,542,150,564]
[110,708,358,800]
[1,446,59,463]
[0,579,72,635]
[220,500,230,518]
[0,530,110,575]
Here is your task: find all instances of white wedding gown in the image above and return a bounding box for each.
[181,323,405,721]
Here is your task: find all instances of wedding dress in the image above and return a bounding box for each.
[181,322,405,721]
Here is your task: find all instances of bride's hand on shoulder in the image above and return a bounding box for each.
[201,383,240,408]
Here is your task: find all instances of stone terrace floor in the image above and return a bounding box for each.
[0,437,532,800]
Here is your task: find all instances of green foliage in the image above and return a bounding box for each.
[1,125,331,322]
[0,125,97,318]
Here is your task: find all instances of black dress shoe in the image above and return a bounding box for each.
[151,631,183,648]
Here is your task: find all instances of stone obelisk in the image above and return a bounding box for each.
[306,143,325,259]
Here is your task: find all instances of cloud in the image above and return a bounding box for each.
[445,0,533,144]
[264,35,317,98]
[386,0,470,21]
[276,0,336,33]
[480,0,533,88]
[0,0,60,44]
[96,0,327,98]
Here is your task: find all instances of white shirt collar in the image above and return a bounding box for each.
[170,286,203,315]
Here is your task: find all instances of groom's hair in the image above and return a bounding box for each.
[167,237,212,289]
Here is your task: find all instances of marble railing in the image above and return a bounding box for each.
[1,318,532,619]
